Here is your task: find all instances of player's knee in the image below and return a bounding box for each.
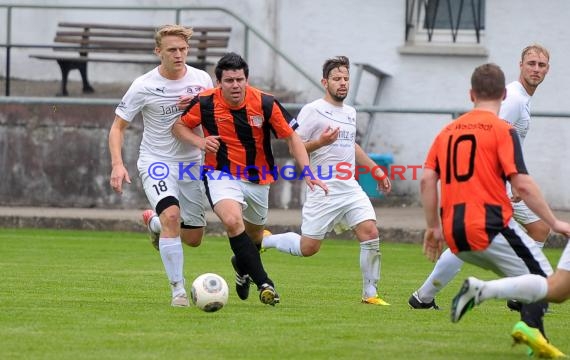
[300,238,320,256]
[366,228,380,239]
[356,221,379,240]
[548,289,568,304]
[161,211,180,228]
[181,226,204,247]
[182,236,202,247]
[221,214,243,233]
[526,221,551,242]
[549,284,570,303]
[537,225,551,241]
[301,247,319,257]
[546,273,570,303]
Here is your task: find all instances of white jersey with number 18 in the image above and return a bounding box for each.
[116,65,213,163]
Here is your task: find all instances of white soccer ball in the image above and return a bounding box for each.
[190,273,229,312]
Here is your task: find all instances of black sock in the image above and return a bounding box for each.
[521,301,548,338]
[229,231,273,288]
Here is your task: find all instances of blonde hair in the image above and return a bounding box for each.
[154,24,193,48]
[521,44,550,62]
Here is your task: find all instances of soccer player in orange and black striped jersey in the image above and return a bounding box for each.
[425,105,525,253]
[179,76,295,185]
[173,52,327,306]
[421,63,570,355]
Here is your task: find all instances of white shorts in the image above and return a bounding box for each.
[456,219,553,277]
[301,185,376,240]
[507,182,540,225]
[203,170,270,226]
[557,240,570,271]
[138,159,206,227]
[512,200,541,225]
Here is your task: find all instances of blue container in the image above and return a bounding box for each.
[358,153,394,199]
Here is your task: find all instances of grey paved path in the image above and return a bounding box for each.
[0,206,425,243]
[1,206,568,247]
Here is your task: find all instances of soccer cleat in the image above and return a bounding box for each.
[171,293,189,307]
[450,277,483,323]
[259,283,280,306]
[259,229,272,254]
[362,295,390,306]
[408,291,440,310]
[507,299,523,312]
[231,255,252,300]
[511,321,566,359]
[142,209,160,251]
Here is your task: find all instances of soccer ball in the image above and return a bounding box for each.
[190,273,229,312]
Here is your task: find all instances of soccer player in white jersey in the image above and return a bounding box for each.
[409,44,552,310]
[261,56,392,305]
[108,25,213,307]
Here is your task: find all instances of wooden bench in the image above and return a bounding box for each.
[30,22,231,96]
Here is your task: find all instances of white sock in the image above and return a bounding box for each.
[360,238,380,299]
[159,237,185,296]
[171,279,186,298]
[149,215,161,234]
[262,232,303,256]
[534,240,545,249]
[479,274,548,304]
[417,248,463,302]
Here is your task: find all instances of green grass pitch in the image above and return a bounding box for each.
[0,228,568,359]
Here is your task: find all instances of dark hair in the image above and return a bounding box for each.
[215,52,249,81]
[322,56,350,79]
[471,63,505,100]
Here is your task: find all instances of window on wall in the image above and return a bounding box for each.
[401,0,488,56]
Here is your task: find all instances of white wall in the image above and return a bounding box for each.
[2,0,570,208]
[0,0,279,86]
[274,0,570,111]
[273,0,570,209]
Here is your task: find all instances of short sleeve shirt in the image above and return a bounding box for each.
[180,85,296,184]
[425,109,527,252]
[116,65,213,163]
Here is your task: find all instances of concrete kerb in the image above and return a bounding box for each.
[0,206,426,243]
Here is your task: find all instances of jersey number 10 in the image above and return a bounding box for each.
[445,134,476,184]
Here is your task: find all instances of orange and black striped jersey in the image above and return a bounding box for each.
[180,85,297,184]
[425,109,527,253]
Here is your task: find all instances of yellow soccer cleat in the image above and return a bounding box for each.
[259,229,272,254]
[511,321,566,359]
[361,295,390,306]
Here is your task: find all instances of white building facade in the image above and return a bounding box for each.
[1,0,569,208]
